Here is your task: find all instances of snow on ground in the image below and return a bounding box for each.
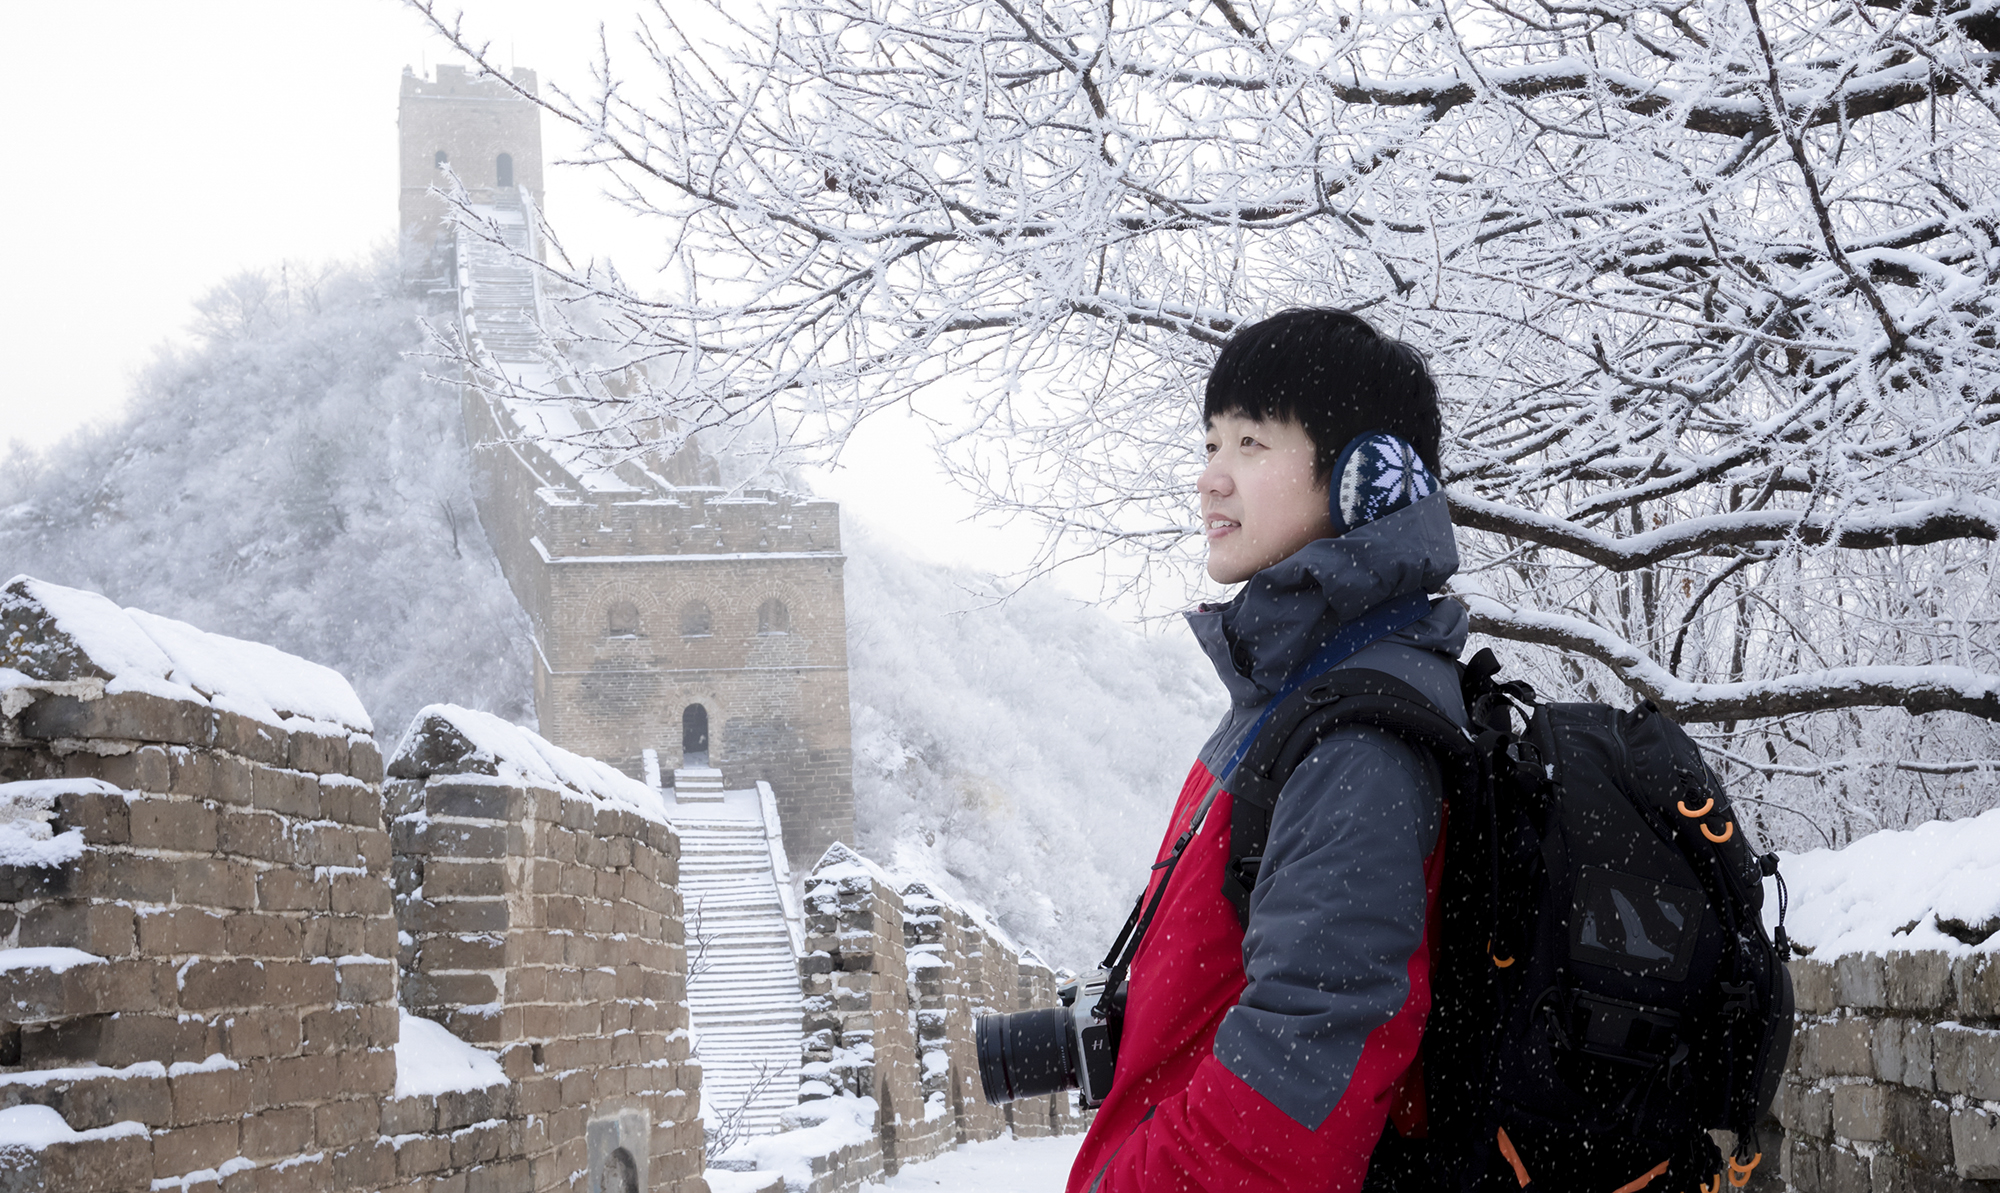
[1767,803,2000,958]
[393,1010,507,1098]
[878,1133,1085,1191]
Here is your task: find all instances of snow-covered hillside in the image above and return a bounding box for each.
[0,258,1221,967]
[0,260,535,740]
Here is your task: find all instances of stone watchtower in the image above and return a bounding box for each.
[399,63,855,869]
[398,64,545,278]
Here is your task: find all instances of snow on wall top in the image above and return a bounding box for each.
[388,703,667,823]
[0,576,371,734]
[0,779,112,869]
[1767,804,2000,959]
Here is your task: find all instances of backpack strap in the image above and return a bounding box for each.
[1221,667,1476,928]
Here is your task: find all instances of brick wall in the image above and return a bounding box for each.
[0,583,398,1192]
[458,377,855,873]
[0,578,709,1193]
[386,709,704,1192]
[737,845,1083,1193]
[1775,951,2000,1191]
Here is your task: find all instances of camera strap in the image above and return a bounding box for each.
[1096,591,1437,1011]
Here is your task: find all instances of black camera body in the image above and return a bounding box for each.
[975,968,1125,1109]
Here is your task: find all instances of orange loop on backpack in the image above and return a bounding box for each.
[1701,820,1735,844]
[1611,1158,1669,1193]
[1677,796,1715,818]
[1701,1177,1722,1193]
[1488,941,1515,968]
[1496,1127,1530,1188]
[1728,1154,1761,1187]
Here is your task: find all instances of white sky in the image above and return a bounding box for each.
[0,0,1130,587]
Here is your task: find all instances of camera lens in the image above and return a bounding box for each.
[975,1007,1077,1104]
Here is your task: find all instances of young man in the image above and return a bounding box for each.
[1067,308,1467,1193]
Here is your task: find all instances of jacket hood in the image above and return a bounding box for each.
[1185,490,1466,707]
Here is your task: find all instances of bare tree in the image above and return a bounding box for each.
[409,0,2000,843]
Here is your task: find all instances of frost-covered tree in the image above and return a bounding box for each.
[0,259,537,743]
[412,0,2000,846]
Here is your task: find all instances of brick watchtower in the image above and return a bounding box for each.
[398,64,544,279]
[401,63,856,869]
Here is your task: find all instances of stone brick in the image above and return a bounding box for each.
[50,1068,174,1129]
[1780,1078,1833,1139]
[97,1013,214,1068]
[250,765,320,818]
[127,795,219,853]
[53,788,131,845]
[378,1094,436,1136]
[209,752,254,806]
[314,1097,376,1147]
[1953,1106,2000,1180]
[19,900,136,956]
[217,808,290,862]
[395,1132,453,1176]
[1873,1017,1934,1090]
[1885,950,1953,1013]
[178,959,268,1010]
[426,858,506,898]
[403,897,508,934]
[212,710,285,767]
[1956,954,2000,1018]
[152,1119,240,1177]
[241,1104,315,1160]
[136,906,228,957]
[288,727,350,776]
[337,958,396,1005]
[1883,1086,1952,1169]
[1934,1023,2000,1101]
[169,1066,250,1127]
[255,1053,337,1107]
[348,735,384,784]
[18,690,212,748]
[256,868,329,913]
[262,960,337,1007]
[175,857,256,910]
[425,777,518,821]
[9,1131,154,1193]
[219,1008,300,1060]
[224,913,304,959]
[80,745,174,794]
[321,774,383,829]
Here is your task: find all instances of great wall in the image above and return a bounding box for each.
[4,60,1999,1193]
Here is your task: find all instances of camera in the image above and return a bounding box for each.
[975,968,1125,1109]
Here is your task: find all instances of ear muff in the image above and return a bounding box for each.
[1329,431,1439,535]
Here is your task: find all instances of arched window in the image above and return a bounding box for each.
[682,704,710,766]
[606,600,641,638]
[757,598,790,635]
[680,602,712,638]
[496,152,514,188]
[434,149,449,167]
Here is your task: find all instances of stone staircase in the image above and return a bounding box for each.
[460,192,541,363]
[672,792,804,1140]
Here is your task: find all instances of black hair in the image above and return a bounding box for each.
[1203,307,1443,482]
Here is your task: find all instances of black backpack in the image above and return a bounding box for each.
[1221,648,1794,1193]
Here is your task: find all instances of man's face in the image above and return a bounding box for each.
[1199,412,1336,585]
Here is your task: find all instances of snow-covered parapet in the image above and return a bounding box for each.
[387,702,666,822]
[1,575,371,737]
[1772,806,2000,958]
[1771,811,2000,1189]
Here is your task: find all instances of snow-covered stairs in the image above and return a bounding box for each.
[459,194,542,363]
[672,792,803,1140]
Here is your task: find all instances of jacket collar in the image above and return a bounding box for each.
[1185,491,1464,708]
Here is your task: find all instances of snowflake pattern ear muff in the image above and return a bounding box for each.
[1329,431,1438,535]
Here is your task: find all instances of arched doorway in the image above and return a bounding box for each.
[496,152,514,188]
[682,703,710,768]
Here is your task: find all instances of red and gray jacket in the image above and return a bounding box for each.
[1068,491,1467,1193]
